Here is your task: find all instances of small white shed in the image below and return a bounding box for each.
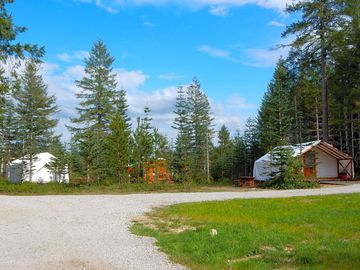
[7,152,69,184]
[253,140,354,181]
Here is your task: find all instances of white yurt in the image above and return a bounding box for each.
[7,152,69,184]
[253,140,354,181]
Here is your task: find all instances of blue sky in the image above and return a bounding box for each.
[9,0,294,141]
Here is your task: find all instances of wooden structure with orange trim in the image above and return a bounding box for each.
[143,158,172,183]
[128,158,172,183]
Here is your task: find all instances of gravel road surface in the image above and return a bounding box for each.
[1,184,360,270]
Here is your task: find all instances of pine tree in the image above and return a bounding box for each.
[283,0,347,141]
[243,118,261,175]
[257,59,294,151]
[231,130,246,179]
[69,40,117,181]
[269,144,295,184]
[15,61,58,182]
[211,125,234,180]
[186,78,213,182]
[172,85,192,181]
[291,66,322,142]
[0,92,16,175]
[48,139,69,183]
[115,87,131,129]
[132,107,153,180]
[106,112,131,184]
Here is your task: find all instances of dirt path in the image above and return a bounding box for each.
[1,184,360,270]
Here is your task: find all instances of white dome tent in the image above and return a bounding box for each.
[7,152,69,184]
[253,140,354,181]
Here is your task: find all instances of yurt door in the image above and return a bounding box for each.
[303,152,316,177]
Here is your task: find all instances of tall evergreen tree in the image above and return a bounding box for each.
[172,85,192,181]
[0,0,44,175]
[115,87,131,129]
[15,61,58,181]
[47,139,69,183]
[243,117,261,175]
[69,40,117,181]
[0,92,16,175]
[257,59,294,151]
[211,125,234,180]
[186,78,213,182]
[231,130,246,179]
[132,107,153,179]
[106,112,131,184]
[283,0,347,141]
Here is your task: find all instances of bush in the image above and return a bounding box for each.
[260,179,319,189]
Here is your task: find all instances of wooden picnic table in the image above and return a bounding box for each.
[234,176,255,188]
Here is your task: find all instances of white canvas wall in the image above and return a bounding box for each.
[7,153,69,184]
[314,148,338,178]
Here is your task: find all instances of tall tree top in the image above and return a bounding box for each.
[85,40,115,73]
[282,0,347,62]
[218,125,230,147]
[70,40,117,133]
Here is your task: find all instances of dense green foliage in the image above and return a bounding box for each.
[106,113,131,183]
[132,194,360,270]
[0,177,233,195]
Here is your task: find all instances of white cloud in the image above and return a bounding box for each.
[267,20,285,27]
[158,72,186,81]
[114,68,149,91]
[227,94,257,109]
[209,5,229,16]
[198,45,237,62]
[74,0,294,15]
[210,94,257,136]
[56,51,89,62]
[243,46,289,67]
[76,0,119,13]
[143,21,155,27]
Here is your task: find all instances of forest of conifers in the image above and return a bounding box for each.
[0,0,359,183]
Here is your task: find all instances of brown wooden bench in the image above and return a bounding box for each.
[234,176,255,188]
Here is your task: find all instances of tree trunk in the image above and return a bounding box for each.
[118,168,121,185]
[351,112,354,158]
[29,154,33,182]
[315,96,320,140]
[29,133,34,182]
[206,132,210,183]
[345,111,349,153]
[294,96,299,143]
[320,1,329,141]
[86,163,90,184]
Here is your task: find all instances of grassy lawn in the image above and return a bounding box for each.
[131,194,360,270]
[0,178,237,195]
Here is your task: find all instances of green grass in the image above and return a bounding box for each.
[131,194,360,270]
[0,178,235,195]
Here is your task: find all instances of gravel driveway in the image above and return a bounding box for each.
[1,184,360,270]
